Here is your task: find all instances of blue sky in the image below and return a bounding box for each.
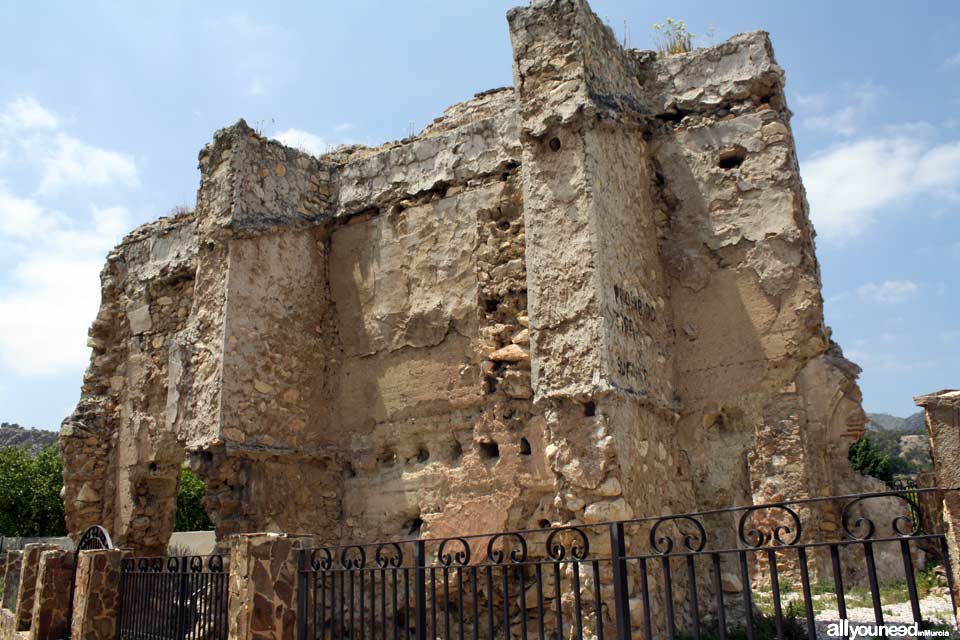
[0,0,957,429]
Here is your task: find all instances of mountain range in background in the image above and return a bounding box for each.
[866,411,926,434]
[0,422,58,452]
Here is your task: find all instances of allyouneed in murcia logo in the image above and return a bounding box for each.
[826,620,951,638]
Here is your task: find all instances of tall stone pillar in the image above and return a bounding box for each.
[14,543,59,630]
[2,551,22,612]
[227,533,314,640]
[914,389,960,625]
[29,550,75,640]
[70,549,122,640]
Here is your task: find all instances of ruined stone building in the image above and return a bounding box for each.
[60,0,882,560]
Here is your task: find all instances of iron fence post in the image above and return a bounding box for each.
[296,550,307,640]
[609,521,632,639]
[414,540,427,640]
[115,568,124,640]
[177,556,190,640]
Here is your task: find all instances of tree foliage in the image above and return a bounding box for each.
[848,435,893,483]
[0,443,215,537]
[175,467,213,532]
[0,443,67,537]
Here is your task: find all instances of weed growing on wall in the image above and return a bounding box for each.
[654,18,694,56]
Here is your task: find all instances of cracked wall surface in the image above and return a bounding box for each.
[61,0,881,606]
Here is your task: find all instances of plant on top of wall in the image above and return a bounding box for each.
[654,18,694,56]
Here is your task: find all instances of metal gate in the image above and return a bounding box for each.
[116,554,229,640]
[297,489,959,639]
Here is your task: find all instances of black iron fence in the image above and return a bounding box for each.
[116,555,229,640]
[297,489,959,640]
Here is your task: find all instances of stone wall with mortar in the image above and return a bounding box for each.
[70,550,121,640]
[28,550,73,640]
[13,544,57,632]
[916,389,960,625]
[60,213,197,555]
[60,0,883,609]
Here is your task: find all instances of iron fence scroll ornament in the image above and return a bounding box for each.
[737,503,803,547]
[437,537,471,566]
[649,514,707,554]
[374,542,403,568]
[841,492,923,540]
[295,489,958,640]
[310,546,333,571]
[545,526,590,561]
[486,532,528,564]
[339,544,366,570]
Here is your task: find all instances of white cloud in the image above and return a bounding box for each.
[803,135,960,241]
[272,128,327,156]
[856,280,919,304]
[945,51,960,66]
[0,96,138,378]
[800,84,878,137]
[334,123,354,133]
[794,93,827,113]
[37,133,139,194]
[0,190,56,238]
[0,97,139,195]
[0,192,129,376]
[0,96,59,133]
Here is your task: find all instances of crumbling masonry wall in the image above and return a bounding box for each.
[61,0,880,603]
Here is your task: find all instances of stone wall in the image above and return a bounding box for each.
[28,550,73,640]
[70,550,121,640]
[1,552,21,613]
[13,544,57,631]
[916,389,960,624]
[60,213,197,555]
[60,0,882,613]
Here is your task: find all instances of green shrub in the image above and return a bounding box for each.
[0,443,66,537]
[175,467,214,532]
[848,435,893,482]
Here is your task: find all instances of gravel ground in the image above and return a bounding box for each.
[813,593,957,638]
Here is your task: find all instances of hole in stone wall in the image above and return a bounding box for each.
[415,447,430,463]
[485,376,498,394]
[149,462,158,472]
[478,441,500,462]
[538,519,551,529]
[718,146,747,170]
[484,298,500,313]
[344,461,357,478]
[497,219,511,231]
[584,401,597,417]
[403,517,424,537]
[450,440,464,461]
[377,446,397,468]
[549,137,561,152]
[519,438,532,456]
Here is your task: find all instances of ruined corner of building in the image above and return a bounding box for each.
[59,0,881,557]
